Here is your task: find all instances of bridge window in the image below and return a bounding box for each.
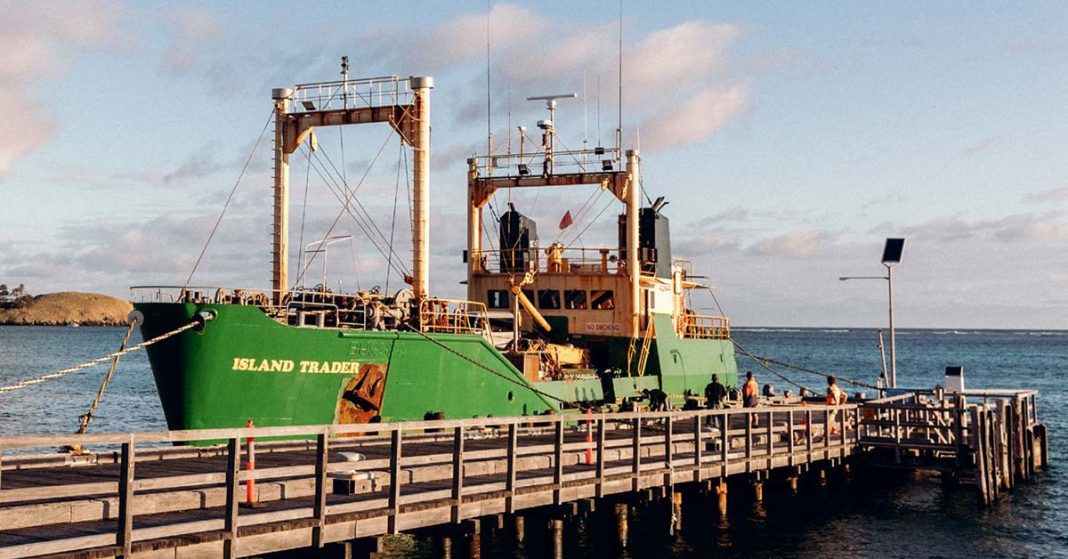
[564,290,588,310]
[591,290,615,310]
[538,289,561,309]
[487,289,509,309]
[523,289,535,305]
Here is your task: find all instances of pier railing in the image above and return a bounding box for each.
[857,389,1047,504]
[0,404,859,559]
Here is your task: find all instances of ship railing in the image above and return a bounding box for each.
[680,313,730,340]
[130,286,277,306]
[419,298,490,336]
[470,246,623,276]
[130,286,369,330]
[290,75,410,114]
[470,146,624,178]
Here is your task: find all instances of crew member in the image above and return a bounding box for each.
[826,375,847,435]
[704,373,727,429]
[742,371,759,426]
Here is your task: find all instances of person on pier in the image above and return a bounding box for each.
[826,375,847,435]
[704,373,727,429]
[743,371,760,426]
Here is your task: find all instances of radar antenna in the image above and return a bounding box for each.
[526,93,576,176]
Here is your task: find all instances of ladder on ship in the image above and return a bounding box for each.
[634,318,655,376]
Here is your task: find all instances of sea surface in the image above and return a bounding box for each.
[0,326,1064,558]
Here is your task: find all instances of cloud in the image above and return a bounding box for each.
[963,135,1000,156]
[405,4,549,70]
[639,83,749,151]
[880,211,1068,244]
[748,230,836,258]
[897,216,978,243]
[0,0,122,181]
[985,212,1068,243]
[355,10,751,153]
[1025,187,1068,203]
[160,7,222,75]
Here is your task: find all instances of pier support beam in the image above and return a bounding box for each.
[671,490,683,534]
[333,536,383,559]
[513,515,526,544]
[715,481,728,517]
[751,481,764,504]
[433,536,453,559]
[786,475,799,496]
[614,502,629,548]
[550,517,565,559]
[462,519,481,559]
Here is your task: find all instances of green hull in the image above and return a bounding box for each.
[136,303,738,430]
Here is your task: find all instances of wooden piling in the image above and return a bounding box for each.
[614,502,629,548]
[715,481,728,517]
[550,517,564,559]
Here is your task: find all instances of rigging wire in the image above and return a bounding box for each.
[303,136,411,271]
[563,195,615,248]
[181,110,273,292]
[318,145,402,258]
[403,325,570,405]
[295,146,313,287]
[731,337,880,392]
[296,145,407,282]
[293,127,403,288]
[385,139,404,293]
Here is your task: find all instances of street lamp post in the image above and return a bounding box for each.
[840,238,905,388]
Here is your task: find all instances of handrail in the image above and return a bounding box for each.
[470,246,622,276]
[680,313,730,340]
[418,298,490,336]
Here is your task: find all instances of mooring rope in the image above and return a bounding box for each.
[402,325,572,406]
[731,339,814,393]
[75,320,138,434]
[731,338,880,391]
[0,321,197,395]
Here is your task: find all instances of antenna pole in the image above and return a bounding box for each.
[617,0,623,161]
[341,56,349,109]
[583,72,589,165]
[486,0,493,174]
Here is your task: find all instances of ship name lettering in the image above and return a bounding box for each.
[231,358,295,372]
[298,360,361,374]
[231,357,360,374]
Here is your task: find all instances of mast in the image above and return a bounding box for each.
[271,74,431,303]
[626,149,640,338]
[410,76,434,299]
[271,88,293,304]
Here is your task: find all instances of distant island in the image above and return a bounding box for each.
[0,291,132,326]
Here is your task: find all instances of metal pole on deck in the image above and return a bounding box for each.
[246,419,256,505]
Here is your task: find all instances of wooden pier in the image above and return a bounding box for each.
[0,392,1048,559]
[0,404,857,559]
[858,389,1048,504]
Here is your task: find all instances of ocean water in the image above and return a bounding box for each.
[0,326,1064,557]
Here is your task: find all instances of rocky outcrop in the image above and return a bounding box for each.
[0,292,132,326]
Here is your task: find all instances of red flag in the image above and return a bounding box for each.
[559,210,573,230]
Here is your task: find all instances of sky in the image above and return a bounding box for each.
[1,1,1066,329]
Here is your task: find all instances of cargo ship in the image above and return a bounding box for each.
[132,73,738,431]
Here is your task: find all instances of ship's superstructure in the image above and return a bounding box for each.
[131,71,737,432]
